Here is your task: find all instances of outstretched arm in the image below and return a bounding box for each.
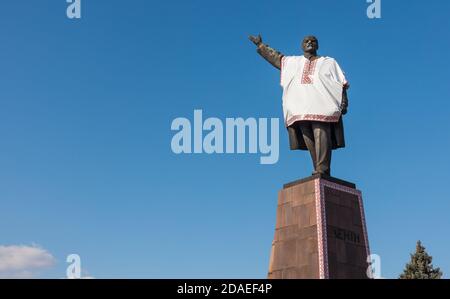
[249,34,284,70]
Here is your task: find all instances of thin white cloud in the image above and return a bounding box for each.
[0,244,56,278]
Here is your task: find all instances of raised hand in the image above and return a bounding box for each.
[249,34,262,46]
[250,34,283,70]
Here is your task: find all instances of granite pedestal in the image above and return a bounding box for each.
[268,174,371,279]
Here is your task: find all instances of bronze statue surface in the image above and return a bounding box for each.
[249,35,349,176]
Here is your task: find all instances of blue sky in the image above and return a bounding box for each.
[1,0,449,278]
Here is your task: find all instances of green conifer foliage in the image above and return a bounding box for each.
[399,241,442,279]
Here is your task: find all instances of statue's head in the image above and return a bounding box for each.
[301,36,319,54]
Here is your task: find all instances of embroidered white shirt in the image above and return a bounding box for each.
[280,55,348,127]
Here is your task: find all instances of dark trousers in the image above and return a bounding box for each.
[297,121,332,176]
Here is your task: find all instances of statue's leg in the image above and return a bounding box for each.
[312,121,332,176]
[298,121,317,173]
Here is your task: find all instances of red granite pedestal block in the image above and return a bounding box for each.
[268,174,371,279]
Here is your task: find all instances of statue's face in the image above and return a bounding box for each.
[302,36,319,53]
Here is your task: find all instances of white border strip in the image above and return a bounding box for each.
[314,179,328,279]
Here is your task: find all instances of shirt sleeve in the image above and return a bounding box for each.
[331,59,348,87]
[280,56,292,87]
[280,56,286,86]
